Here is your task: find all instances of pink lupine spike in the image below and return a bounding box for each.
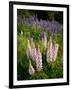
[26,37,43,71]
[31,47,37,61]
[47,37,53,62]
[30,38,35,48]
[53,43,59,61]
[49,37,53,62]
[26,39,31,58]
[36,47,42,71]
[47,41,50,63]
[28,60,35,75]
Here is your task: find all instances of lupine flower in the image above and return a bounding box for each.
[31,47,37,62]
[47,37,53,62]
[47,43,50,63]
[39,32,44,40]
[26,37,36,61]
[30,38,37,61]
[47,37,59,63]
[42,32,47,49]
[49,20,61,36]
[30,38,35,48]
[28,60,35,75]
[18,16,62,36]
[26,37,43,71]
[53,43,59,61]
[30,45,42,71]
[27,35,59,71]
[35,47,42,71]
[39,32,47,49]
[26,39,32,59]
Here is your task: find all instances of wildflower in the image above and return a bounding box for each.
[36,46,42,71]
[47,37,53,62]
[30,38,37,61]
[18,16,62,36]
[39,32,44,40]
[53,43,59,61]
[26,39,31,59]
[28,60,35,75]
[47,42,50,63]
[42,32,47,49]
[30,38,35,48]
[47,37,59,63]
[39,32,47,49]
[31,47,37,62]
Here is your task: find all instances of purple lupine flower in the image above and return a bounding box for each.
[39,32,47,49]
[18,16,62,36]
[39,32,44,40]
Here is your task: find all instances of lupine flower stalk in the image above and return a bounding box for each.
[30,38,37,61]
[53,44,59,61]
[18,16,61,36]
[47,37,53,62]
[26,37,43,72]
[42,32,47,49]
[28,60,35,75]
[26,39,32,59]
[47,37,59,62]
[36,47,42,71]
